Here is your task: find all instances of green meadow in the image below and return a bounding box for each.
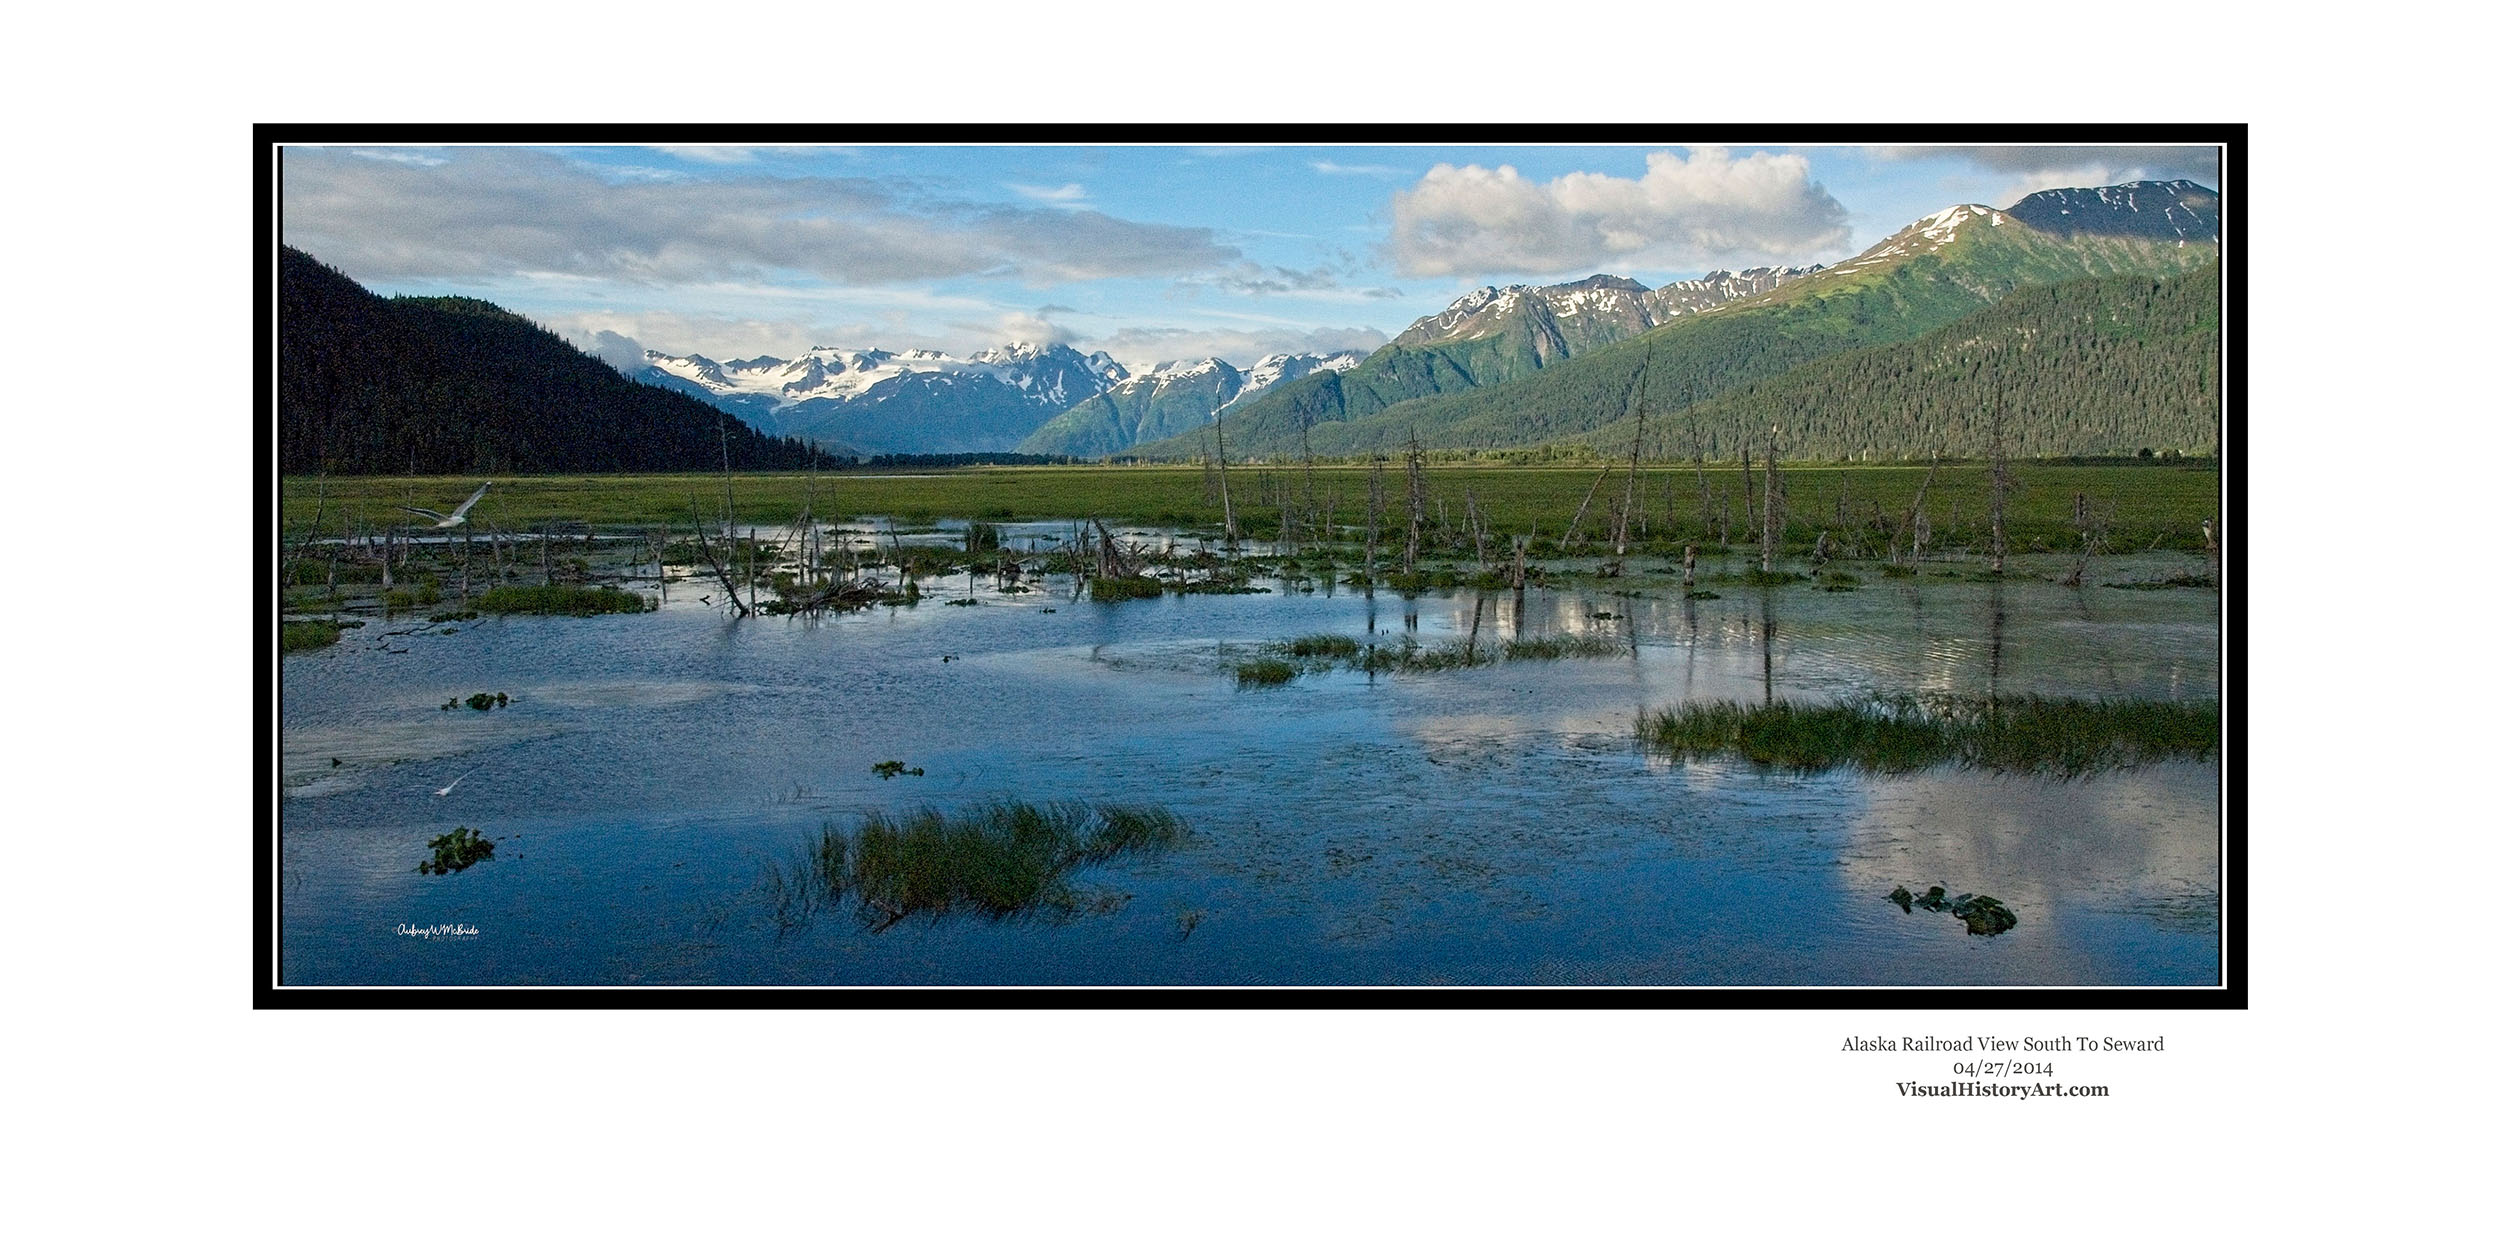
[280,460,2219,554]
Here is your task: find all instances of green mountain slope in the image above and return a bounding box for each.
[1133,194,2218,462]
[279,247,830,474]
[1566,262,2220,462]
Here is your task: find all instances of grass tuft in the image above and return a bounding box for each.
[767,801,1187,928]
[1640,695,2219,777]
[280,620,344,654]
[475,585,653,615]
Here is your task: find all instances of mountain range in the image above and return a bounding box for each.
[639,342,1128,456]
[1013,351,1366,458]
[278,178,2223,472]
[1128,179,2222,462]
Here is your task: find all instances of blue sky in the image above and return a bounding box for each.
[280,142,2218,372]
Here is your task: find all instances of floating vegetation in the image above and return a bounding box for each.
[1816,570,1862,591]
[1499,635,1621,662]
[763,801,1188,930]
[1233,632,1623,684]
[1089,576,1164,603]
[1879,564,1919,578]
[280,620,345,653]
[454,692,509,711]
[1284,634,1364,659]
[1233,657,1298,687]
[872,760,925,779]
[943,598,980,607]
[2102,573,2217,590]
[427,609,480,623]
[474,585,653,616]
[417,826,495,875]
[1734,568,1810,587]
[1685,589,1722,600]
[1639,695,2220,777]
[1888,885,2018,936]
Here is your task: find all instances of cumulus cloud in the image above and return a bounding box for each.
[573,328,648,374]
[542,310,891,364]
[1387,147,1852,279]
[968,309,1081,347]
[1090,324,1387,371]
[1865,145,2221,204]
[280,147,1238,288]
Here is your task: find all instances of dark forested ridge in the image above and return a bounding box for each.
[278,247,832,474]
[1566,263,2222,462]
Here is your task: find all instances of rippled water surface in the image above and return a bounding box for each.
[279,550,2223,986]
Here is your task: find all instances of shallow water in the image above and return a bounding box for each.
[278,550,2223,987]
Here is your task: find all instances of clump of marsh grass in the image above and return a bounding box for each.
[280,620,345,654]
[1639,695,2220,778]
[417,827,495,875]
[1234,657,1298,687]
[475,585,653,616]
[765,801,1188,930]
[1237,631,1623,683]
[1284,634,1364,659]
[1090,576,1165,603]
[1499,635,1621,662]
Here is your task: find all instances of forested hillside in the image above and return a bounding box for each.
[1565,263,2221,462]
[278,247,831,474]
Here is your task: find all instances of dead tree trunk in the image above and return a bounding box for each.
[1364,455,1385,579]
[688,503,750,615]
[1740,441,1757,543]
[1989,391,2011,576]
[1466,489,1489,572]
[1403,434,1425,577]
[1759,426,1783,576]
[1562,464,1612,552]
[1895,447,1942,567]
[1213,411,1237,544]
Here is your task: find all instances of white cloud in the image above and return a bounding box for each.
[544,310,892,364]
[1311,160,1407,177]
[571,328,647,374]
[1864,145,2221,204]
[1089,324,1386,372]
[280,148,1237,289]
[1387,147,1851,279]
[1006,182,1088,203]
[349,148,446,167]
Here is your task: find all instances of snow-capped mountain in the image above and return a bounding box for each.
[2005,179,2219,242]
[1232,350,1367,410]
[1015,350,1368,458]
[639,342,1128,455]
[1392,267,1821,356]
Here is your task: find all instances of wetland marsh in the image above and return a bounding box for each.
[276,465,2224,987]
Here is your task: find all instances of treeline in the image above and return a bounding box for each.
[279,246,832,474]
[851,451,1084,468]
[1570,264,2221,462]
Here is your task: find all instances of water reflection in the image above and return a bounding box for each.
[281,554,2221,986]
